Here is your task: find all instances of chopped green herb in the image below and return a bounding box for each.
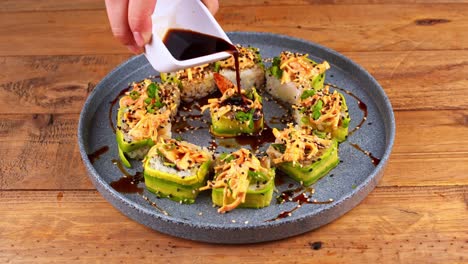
[352,184,357,189]
[268,57,283,79]
[271,143,286,153]
[313,130,327,139]
[300,89,315,100]
[222,154,235,163]
[147,83,160,99]
[214,62,221,72]
[129,90,140,100]
[248,170,269,182]
[154,101,164,108]
[144,98,152,104]
[312,100,323,120]
[175,135,183,141]
[235,110,253,122]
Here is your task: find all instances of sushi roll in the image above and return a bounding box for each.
[293,86,350,142]
[266,124,339,186]
[215,44,265,91]
[116,79,180,167]
[200,148,275,213]
[143,138,212,204]
[265,51,330,104]
[161,63,216,102]
[201,73,264,137]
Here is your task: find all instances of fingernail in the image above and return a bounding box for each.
[126,45,141,54]
[133,32,145,47]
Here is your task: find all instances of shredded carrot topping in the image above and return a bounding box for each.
[279,51,330,85]
[269,124,332,165]
[200,148,271,213]
[147,138,211,171]
[295,86,344,131]
[219,45,260,70]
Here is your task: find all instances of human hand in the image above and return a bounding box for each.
[105,0,219,54]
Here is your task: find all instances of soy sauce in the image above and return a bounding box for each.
[87,146,109,164]
[163,29,241,91]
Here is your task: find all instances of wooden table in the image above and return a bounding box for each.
[1,0,467,263]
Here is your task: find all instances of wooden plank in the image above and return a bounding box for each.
[343,50,468,111]
[0,114,94,190]
[0,110,466,190]
[218,4,468,52]
[0,186,466,263]
[0,55,131,114]
[0,51,467,114]
[2,0,468,13]
[0,5,467,56]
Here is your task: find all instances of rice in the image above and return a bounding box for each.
[265,73,302,104]
[148,155,195,178]
[127,145,151,159]
[178,72,216,102]
[219,66,265,91]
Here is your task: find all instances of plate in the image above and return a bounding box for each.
[78,32,395,244]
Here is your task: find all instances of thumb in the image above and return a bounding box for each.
[128,0,157,47]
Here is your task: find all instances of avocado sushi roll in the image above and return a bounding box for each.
[266,51,330,104]
[143,138,212,204]
[200,148,275,213]
[266,124,339,186]
[215,44,265,91]
[293,86,350,142]
[201,73,264,137]
[116,79,180,167]
[161,63,216,102]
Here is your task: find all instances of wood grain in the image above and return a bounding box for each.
[2,0,468,13]
[0,4,467,56]
[0,1,467,262]
[0,186,466,263]
[0,51,467,114]
[0,114,94,190]
[0,110,466,190]
[0,55,131,114]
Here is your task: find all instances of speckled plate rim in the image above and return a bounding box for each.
[78,31,395,243]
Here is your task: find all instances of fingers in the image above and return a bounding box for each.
[105,0,140,53]
[128,0,157,48]
[202,0,219,15]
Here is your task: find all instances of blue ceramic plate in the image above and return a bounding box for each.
[78,32,395,244]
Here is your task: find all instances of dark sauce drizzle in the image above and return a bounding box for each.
[349,143,381,166]
[267,185,333,222]
[87,146,109,164]
[110,159,169,215]
[110,159,144,194]
[325,83,367,136]
[325,83,381,167]
[109,86,130,134]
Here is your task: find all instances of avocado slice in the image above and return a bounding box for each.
[143,160,211,204]
[116,107,155,167]
[296,91,350,142]
[143,142,212,204]
[212,179,274,209]
[209,88,264,137]
[205,150,276,211]
[277,139,339,186]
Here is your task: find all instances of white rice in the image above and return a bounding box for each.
[175,72,216,102]
[265,74,303,104]
[127,145,151,159]
[220,65,265,91]
[148,156,194,178]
